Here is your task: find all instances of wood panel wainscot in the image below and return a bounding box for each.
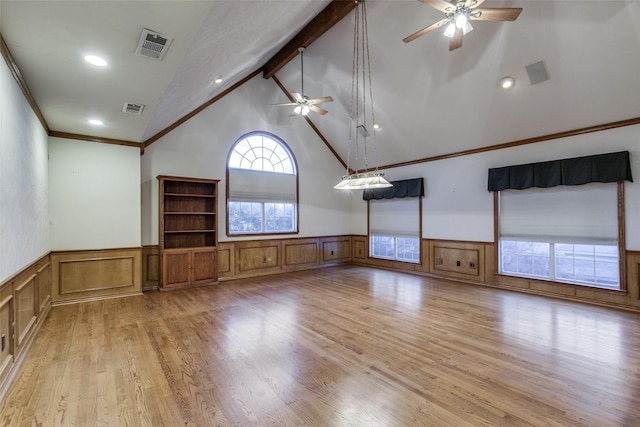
[0,253,51,399]
[0,285,14,392]
[51,248,142,304]
[352,236,367,261]
[217,242,234,279]
[283,238,320,271]
[142,245,160,291]
[484,245,640,311]
[429,240,486,282]
[234,240,282,278]
[321,237,352,264]
[219,236,353,281]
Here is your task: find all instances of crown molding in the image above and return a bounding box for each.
[0,33,50,133]
[49,131,141,148]
[377,116,640,171]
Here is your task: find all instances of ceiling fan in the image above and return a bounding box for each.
[403,0,522,51]
[272,47,333,116]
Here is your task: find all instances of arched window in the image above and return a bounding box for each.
[226,132,298,235]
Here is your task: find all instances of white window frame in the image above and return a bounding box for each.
[495,182,626,291]
[368,197,422,264]
[226,132,298,236]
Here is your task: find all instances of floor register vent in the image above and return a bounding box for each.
[135,29,172,60]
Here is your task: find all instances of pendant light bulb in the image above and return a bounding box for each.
[455,13,468,29]
[444,22,456,38]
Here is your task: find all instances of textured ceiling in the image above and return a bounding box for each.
[1,1,639,169]
[291,0,640,168]
[0,0,331,142]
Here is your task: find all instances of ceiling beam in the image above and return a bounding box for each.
[262,0,356,80]
[272,75,348,171]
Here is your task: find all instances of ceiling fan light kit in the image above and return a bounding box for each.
[272,46,333,117]
[404,0,522,51]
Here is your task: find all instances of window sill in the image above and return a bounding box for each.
[495,273,625,294]
[369,256,421,265]
[227,230,299,237]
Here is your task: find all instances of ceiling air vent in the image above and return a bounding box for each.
[526,60,549,85]
[135,29,172,60]
[123,102,145,115]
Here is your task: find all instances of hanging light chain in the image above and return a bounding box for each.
[362,0,380,174]
[334,0,392,190]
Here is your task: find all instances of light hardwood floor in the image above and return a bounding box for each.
[1,265,639,426]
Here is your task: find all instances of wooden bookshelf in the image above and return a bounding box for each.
[158,176,219,289]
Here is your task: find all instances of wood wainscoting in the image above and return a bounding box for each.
[143,236,354,289]
[0,254,51,400]
[223,236,352,280]
[430,240,486,282]
[142,245,160,291]
[144,236,640,311]
[484,246,640,311]
[353,235,640,312]
[51,248,142,304]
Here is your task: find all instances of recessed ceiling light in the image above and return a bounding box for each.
[373,123,380,130]
[84,55,108,67]
[499,76,515,89]
[88,119,104,126]
[214,76,223,84]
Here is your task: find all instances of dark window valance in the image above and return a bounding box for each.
[363,178,424,201]
[488,151,633,191]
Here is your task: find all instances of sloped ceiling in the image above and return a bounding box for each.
[288,0,640,168]
[1,1,639,169]
[0,0,331,142]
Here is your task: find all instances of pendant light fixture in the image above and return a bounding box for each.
[334,0,391,190]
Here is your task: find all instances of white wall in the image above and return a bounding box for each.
[141,74,353,245]
[350,124,640,250]
[0,52,50,283]
[141,71,640,251]
[48,137,141,250]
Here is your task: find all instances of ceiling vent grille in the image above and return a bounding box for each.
[123,102,145,115]
[526,60,549,85]
[135,29,172,60]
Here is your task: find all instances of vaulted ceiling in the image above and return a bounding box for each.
[2,0,639,169]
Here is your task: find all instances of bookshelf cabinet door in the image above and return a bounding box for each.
[162,250,191,288]
[191,248,217,285]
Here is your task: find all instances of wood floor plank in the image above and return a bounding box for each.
[1,265,639,426]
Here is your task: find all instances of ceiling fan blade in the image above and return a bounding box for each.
[418,0,455,13]
[271,102,298,107]
[291,92,303,101]
[308,96,333,105]
[403,18,449,43]
[449,27,463,51]
[471,8,522,21]
[465,0,486,8]
[309,105,328,116]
